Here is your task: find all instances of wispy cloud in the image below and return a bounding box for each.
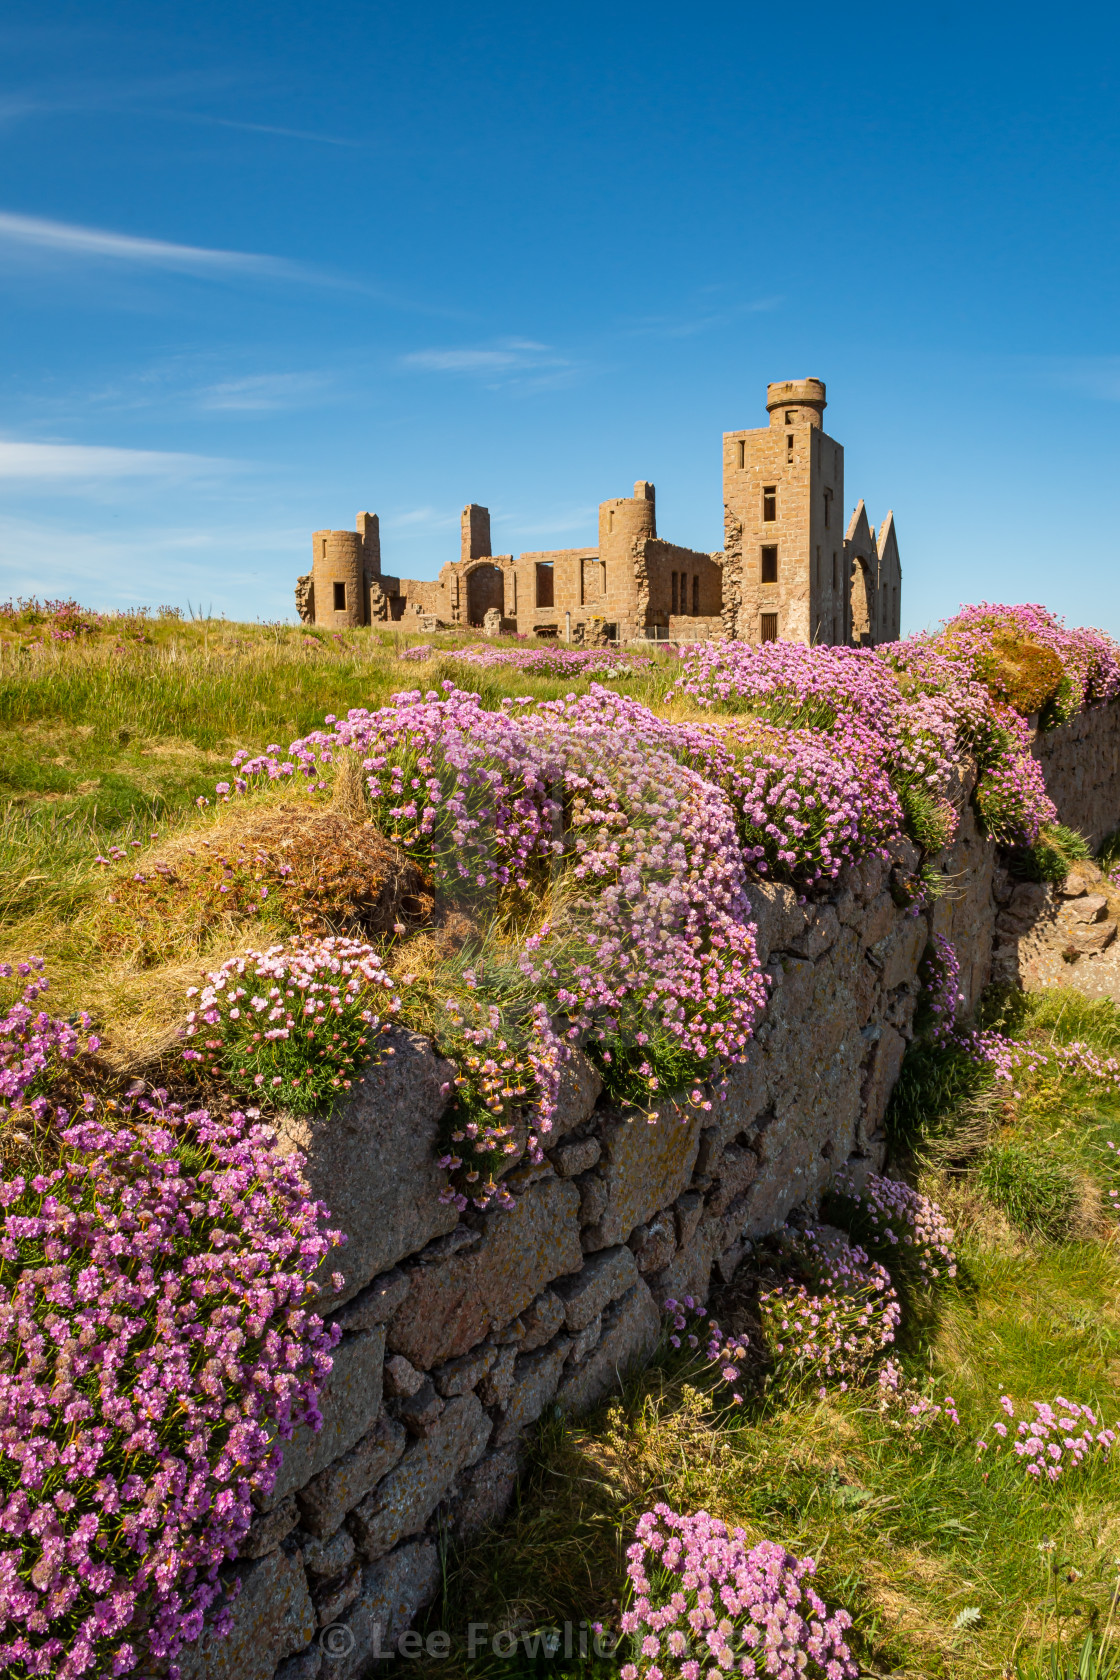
[1040,356,1120,402]
[169,113,359,148]
[195,372,331,412]
[0,209,303,278]
[0,441,231,481]
[624,297,783,339]
[401,339,562,374]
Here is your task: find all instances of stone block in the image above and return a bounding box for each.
[788,905,840,961]
[274,1649,321,1680]
[384,1355,425,1398]
[575,1170,608,1226]
[859,893,898,949]
[387,1175,582,1368]
[581,1103,703,1250]
[453,1444,522,1534]
[859,1024,906,1146]
[324,1541,441,1679]
[630,1212,676,1275]
[302,1529,355,1579]
[555,1281,660,1414]
[177,1543,314,1680]
[311,1561,362,1627]
[554,1244,638,1331]
[275,1029,459,1308]
[549,1046,603,1137]
[1059,893,1108,924]
[348,1394,491,1562]
[397,1380,445,1438]
[747,879,808,965]
[651,1219,717,1308]
[266,1328,386,1510]
[518,1290,566,1351]
[549,1136,602,1177]
[866,916,926,990]
[674,1190,704,1248]
[477,1343,518,1408]
[241,1495,299,1561]
[705,1144,760,1218]
[492,1337,573,1447]
[1063,919,1117,954]
[432,1345,497,1397]
[329,1268,410,1335]
[569,1313,602,1363]
[296,1415,407,1540]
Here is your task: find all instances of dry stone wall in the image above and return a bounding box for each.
[182,710,1117,1680]
[1030,698,1120,848]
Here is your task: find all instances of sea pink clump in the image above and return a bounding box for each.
[828,1171,958,1282]
[978,1395,1116,1483]
[0,980,341,1677]
[620,1504,857,1679]
[759,1228,902,1388]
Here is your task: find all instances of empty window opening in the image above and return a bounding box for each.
[760,612,778,642]
[823,488,832,528]
[815,545,821,588]
[333,581,346,611]
[737,439,746,469]
[603,622,618,642]
[535,562,554,609]
[760,546,778,584]
[785,410,795,424]
[600,560,607,595]
[671,571,678,614]
[763,485,777,522]
[692,574,699,615]
[786,433,794,463]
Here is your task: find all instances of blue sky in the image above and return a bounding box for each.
[0,0,1117,634]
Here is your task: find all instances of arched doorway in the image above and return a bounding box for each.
[466,564,504,626]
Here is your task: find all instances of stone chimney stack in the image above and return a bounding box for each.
[461,504,492,563]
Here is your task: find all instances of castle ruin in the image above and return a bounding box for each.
[296,378,902,645]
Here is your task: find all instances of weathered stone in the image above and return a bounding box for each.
[788,905,840,961]
[1060,892,1108,924]
[397,1380,445,1438]
[348,1394,491,1562]
[555,1282,661,1414]
[302,1528,355,1578]
[476,1343,517,1407]
[554,1244,638,1331]
[387,1175,582,1368]
[550,1047,603,1137]
[549,1136,602,1176]
[859,893,898,949]
[518,1290,566,1351]
[274,1649,321,1680]
[674,1190,704,1248]
[575,1170,608,1226]
[859,1024,906,1146]
[581,1103,704,1250]
[630,1212,676,1274]
[296,1415,407,1540]
[1063,918,1117,955]
[569,1313,602,1363]
[329,1268,410,1334]
[177,1544,314,1680]
[311,1561,362,1627]
[747,879,809,965]
[324,1541,441,1679]
[275,1030,459,1308]
[432,1345,497,1397]
[241,1494,299,1560]
[866,916,926,989]
[266,1328,386,1510]
[705,1144,760,1218]
[453,1444,522,1533]
[384,1355,425,1398]
[651,1219,717,1308]
[492,1337,573,1447]
[1058,862,1103,898]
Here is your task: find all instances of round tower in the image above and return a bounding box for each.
[598,481,657,550]
[311,529,365,627]
[766,377,827,429]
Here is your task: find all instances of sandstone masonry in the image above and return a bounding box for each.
[295,380,901,649]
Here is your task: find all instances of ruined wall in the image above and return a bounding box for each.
[182,706,1116,1680]
[1030,699,1120,849]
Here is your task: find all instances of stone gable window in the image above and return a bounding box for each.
[763,485,777,522]
[761,546,778,584]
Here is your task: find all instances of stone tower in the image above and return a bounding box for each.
[721,379,901,646]
[722,379,846,645]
